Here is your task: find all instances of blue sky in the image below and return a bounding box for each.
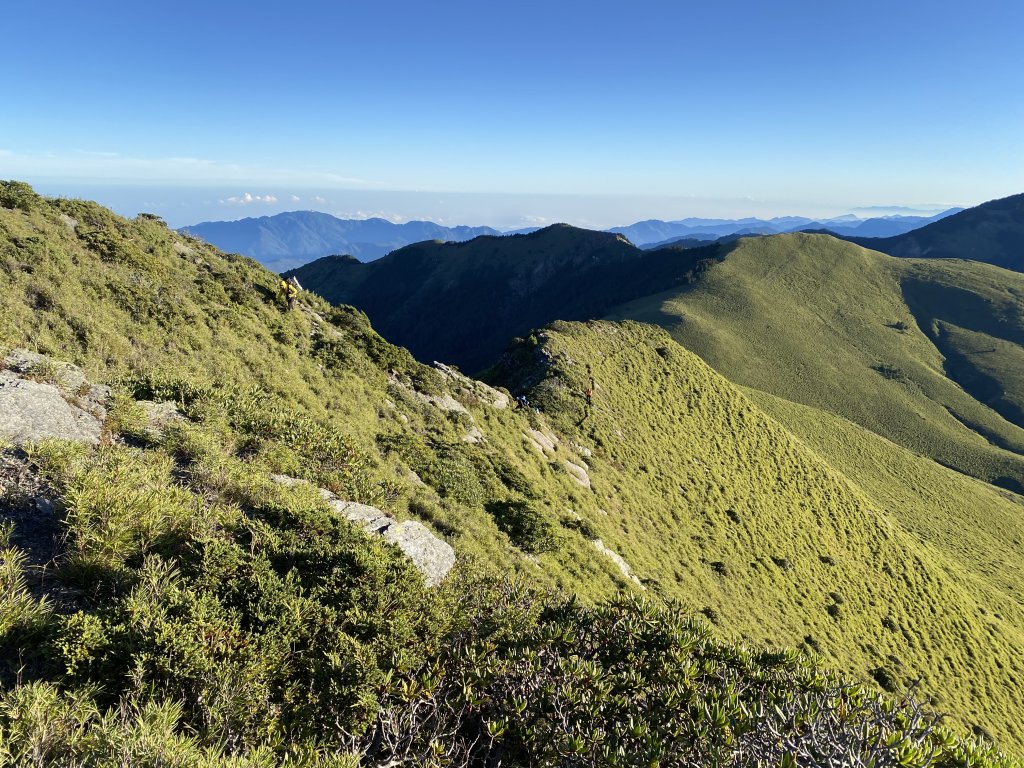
[2,0,1022,228]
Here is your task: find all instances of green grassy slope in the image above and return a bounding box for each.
[487,321,1024,750]
[1,184,1021,759]
[288,224,725,372]
[845,192,1024,272]
[745,389,1024,616]
[607,233,1024,493]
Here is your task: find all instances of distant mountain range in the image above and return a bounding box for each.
[289,192,1024,499]
[179,211,502,271]
[616,209,963,248]
[181,207,962,271]
[836,193,1024,271]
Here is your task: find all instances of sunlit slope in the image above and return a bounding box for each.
[4,187,1024,752]
[745,389,1024,610]
[489,320,1024,749]
[608,233,1024,491]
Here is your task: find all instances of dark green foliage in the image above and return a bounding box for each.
[25,432,448,751]
[363,584,1009,768]
[291,225,727,372]
[0,180,42,212]
[378,432,487,505]
[485,499,560,554]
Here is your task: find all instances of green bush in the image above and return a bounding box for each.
[486,499,560,554]
[0,180,42,212]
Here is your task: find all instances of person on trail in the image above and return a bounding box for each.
[584,374,595,407]
[280,278,298,310]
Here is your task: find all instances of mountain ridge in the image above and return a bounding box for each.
[1,182,1022,759]
[838,193,1024,271]
[180,207,963,271]
[180,209,503,271]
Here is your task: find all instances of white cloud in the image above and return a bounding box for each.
[290,194,301,202]
[221,192,279,205]
[313,195,327,204]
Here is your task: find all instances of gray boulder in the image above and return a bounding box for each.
[271,475,456,586]
[3,349,111,422]
[0,371,102,446]
[136,400,184,439]
[383,520,457,588]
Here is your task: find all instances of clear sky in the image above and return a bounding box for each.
[2,0,1022,228]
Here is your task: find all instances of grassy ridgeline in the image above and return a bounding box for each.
[607,233,1024,492]
[489,320,1024,751]
[0,183,1018,763]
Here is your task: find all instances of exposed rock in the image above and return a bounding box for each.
[270,474,455,586]
[563,460,592,489]
[462,426,485,444]
[0,371,102,446]
[136,400,184,439]
[80,385,112,421]
[591,538,643,588]
[326,498,395,535]
[415,390,469,416]
[526,428,558,455]
[3,349,111,421]
[571,441,593,459]
[4,349,88,392]
[434,362,510,409]
[270,473,305,488]
[382,520,457,588]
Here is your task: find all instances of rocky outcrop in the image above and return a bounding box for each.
[414,391,469,415]
[136,400,185,440]
[434,362,510,409]
[526,428,558,455]
[591,538,643,589]
[0,373,103,446]
[562,459,592,489]
[271,474,456,586]
[0,350,113,446]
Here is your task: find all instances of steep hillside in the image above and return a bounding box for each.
[845,193,1024,271]
[294,213,1024,494]
[0,183,1018,761]
[290,224,724,372]
[488,321,1024,750]
[181,210,501,270]
[606,233,1024,493]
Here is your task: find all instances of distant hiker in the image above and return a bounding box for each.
[516,394,530,409]
[584,374,595,407]
[279,278,298,310]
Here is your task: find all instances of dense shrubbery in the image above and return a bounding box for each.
[0,566,1010,766]
[0,180,42,212]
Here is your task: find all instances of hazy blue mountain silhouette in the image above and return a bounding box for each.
[611,209,962,246]
[839,194,1024,271]
[180,211,502,271]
